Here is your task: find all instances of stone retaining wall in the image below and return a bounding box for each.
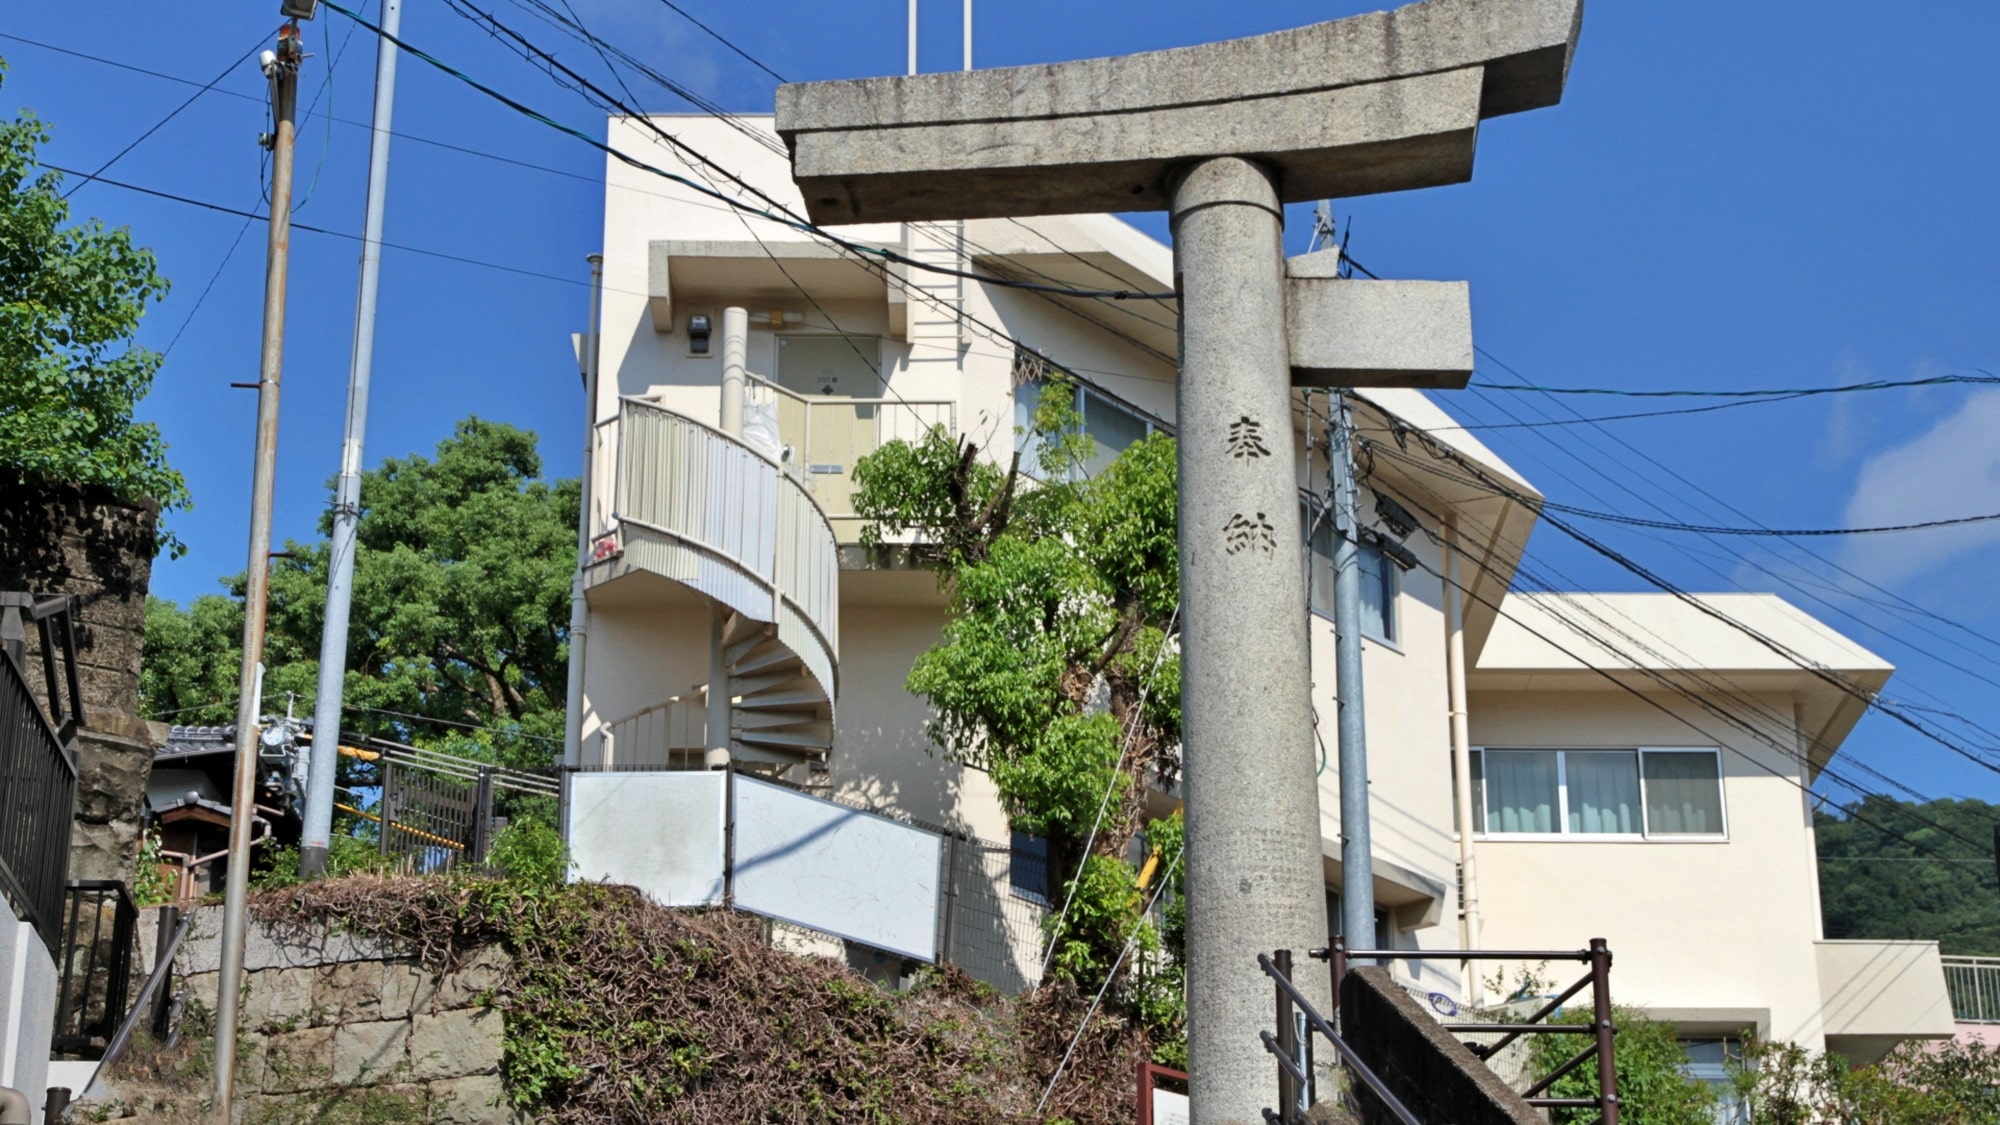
[102,906,523,1123]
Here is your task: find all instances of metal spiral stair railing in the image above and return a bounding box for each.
[596,397,839,777]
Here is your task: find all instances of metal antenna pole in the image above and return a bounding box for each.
[213,24,302,1120]
[963,0,972,70]
[1331,389,1377,952]
[301,0,402,879]
[907,0,918,75]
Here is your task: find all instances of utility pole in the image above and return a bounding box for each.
[1330,388,1377,951]
[561,256,605,772]
[301,0,403,879]
[213,22,303,1121]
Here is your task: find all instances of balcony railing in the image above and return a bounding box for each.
[744,374,955,519]
[1943,955,2000,1024]
[0,593,82,954]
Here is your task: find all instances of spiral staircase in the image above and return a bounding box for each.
[589,397,839,781]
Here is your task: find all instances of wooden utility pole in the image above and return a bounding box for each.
[211,22,303,1121]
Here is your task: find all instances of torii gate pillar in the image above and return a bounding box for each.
[777,3,1582,1120]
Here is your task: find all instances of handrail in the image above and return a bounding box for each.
[85,905,195,1092]
[1260,952,1422,1125]
[617,395,843,547]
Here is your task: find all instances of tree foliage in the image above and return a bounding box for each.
[1816,796,2000,956]
[142,417,576,771]
[1526,1007,1715,1125]
[0,60,187,545]
[1731,1038,2000,1125]
[851,379,1183,1045]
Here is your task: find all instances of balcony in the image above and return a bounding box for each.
[744,373,954,521]
[1943,955,2000,1024]
[1815,939,1954,1059]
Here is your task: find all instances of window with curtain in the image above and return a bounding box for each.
[1303,499,1398,642]
[1644,751,1725,835]
[1013,373,1156,480]
[1467,748,1725,838]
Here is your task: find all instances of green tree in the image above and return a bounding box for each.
[1525,1008,1715,1125]
[1816,796,2000,956]
[851,379,1181,1026]
[143,417,577,773]
[1732,1037,2000,1124]
[0,60,187,546]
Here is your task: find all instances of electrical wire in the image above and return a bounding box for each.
[60,35,270,200]
[324,0,1177,302]
[162,211,257,357]
[648,0,787,83]
[1472,372,2000,399]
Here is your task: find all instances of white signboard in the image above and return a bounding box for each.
[1152,1089,1189,1125]
[567,771,726,906]
[730,775,942,961]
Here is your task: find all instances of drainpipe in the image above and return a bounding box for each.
[720,307,747,438]
[562,255,605,772]
[1444,516,1482,999]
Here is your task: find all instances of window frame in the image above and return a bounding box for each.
[1302,497,1400,646]
[1466,746,1729,842]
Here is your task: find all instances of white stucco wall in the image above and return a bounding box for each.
[1466,688,1832,1050]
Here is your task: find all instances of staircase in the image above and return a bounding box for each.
[591,398,841,783]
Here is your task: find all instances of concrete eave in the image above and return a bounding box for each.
[647,238,894,333]
[1287,250,1474,389]
[775,0,1583,223]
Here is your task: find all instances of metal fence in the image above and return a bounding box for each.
[338,739,560,874]
[53,881,137,1058]
[938,832,1049,993]
[0,593,82,953]
[1943,955,2000,1024]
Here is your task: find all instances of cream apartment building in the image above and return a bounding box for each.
[565,115,1951,1065]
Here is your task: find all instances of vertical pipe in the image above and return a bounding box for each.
[706,606,732,768]
[1274,949,1298,1119]
[213,28,300,1120]
[1445,517,1482,1000]
[907,0,918,75]
[302,0,403,879]
[1170,155,1327,1125]
[562,256,605,772]
[1590,937,1621,1125]
[720,306,747,438]
[962,0,972,70]
[1330,935,1348,1020]
[1330,391,1376,956]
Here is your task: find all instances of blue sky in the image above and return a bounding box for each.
[5,1,1997,809]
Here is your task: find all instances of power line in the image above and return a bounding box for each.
[1550,504,2000,539]
[1472,372,2000,399]
[162,211,257,356]
[324,0,1177,302]
[61,35,270,200]
[648,0,786,83]
[33,160,618,293]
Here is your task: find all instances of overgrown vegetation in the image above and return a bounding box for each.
[1817,795,2000,955]
[1729,1038,2000,1125]
[851,373,1185,1057]
[1524,1007,1714,1125]
[250,874,1147,1124]
[1,60,186,549]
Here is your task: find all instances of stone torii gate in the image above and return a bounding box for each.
[775,1,1583,1119]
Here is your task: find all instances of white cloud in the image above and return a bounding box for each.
[1839,388,2000,584]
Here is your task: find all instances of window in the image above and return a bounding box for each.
[1303,500,1398,643]
[1468,749,1725,839]
[1009,831,1051,905]
[1681,1040,1748,1125]
[1013,367,1160,479]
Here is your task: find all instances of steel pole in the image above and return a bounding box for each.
[1331,390,1376,953]
[1171,156,1328,1125]
[212,26,302,1121]
[561,256,605,771]
[301,0,402,879]
[1445,516,1482,999]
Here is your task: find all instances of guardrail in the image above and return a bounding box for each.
[0,593,81,954]
[52,881,137,1058]
[744,373,954,518]
[1943,955,2000,1024]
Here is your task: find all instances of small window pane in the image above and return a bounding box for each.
[1645,752,1724,835]
[1468,750,1486,834]
[1565,750,1641,835]
[1358,543,1395,642]
[1082,389,1147,475]
[1483,750,1558,834]
[1303,500,1337,617]
[1010,831,1051,904]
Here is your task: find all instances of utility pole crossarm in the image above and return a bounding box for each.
[776,0,1582,224]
